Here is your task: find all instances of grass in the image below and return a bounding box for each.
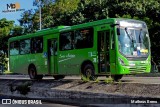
[94,79,100,83]
[2,70,12,74]
[104,78,114,84]
[81,75,90,82]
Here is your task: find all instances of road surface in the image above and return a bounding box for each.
[0,75,160,84]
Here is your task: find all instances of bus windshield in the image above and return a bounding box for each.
[118,28,150,57]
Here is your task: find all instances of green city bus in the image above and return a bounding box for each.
[8,18,151,81]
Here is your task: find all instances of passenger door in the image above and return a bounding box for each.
[98,31,110,73]
[96,24,116,74]
[48,39,58,74]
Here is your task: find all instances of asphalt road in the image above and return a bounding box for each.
[0,75,160,84]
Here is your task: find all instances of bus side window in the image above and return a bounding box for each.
[100,35,104,52]
[74,28,93,49]
[31,37,43,53]
[54,41,57,55]
[20,39,30,55]
[10,41,19,55]
[111,32,115,50]
[60,32,74,51]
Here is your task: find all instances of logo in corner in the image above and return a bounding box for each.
[2,2,25,13]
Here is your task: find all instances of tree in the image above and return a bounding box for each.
[0,18,15,71]
[19,10,38,33]
[0,18,15,55]
[11,25,24,37]
[0,18,14,38]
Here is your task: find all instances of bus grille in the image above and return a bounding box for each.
[129,66,146,72]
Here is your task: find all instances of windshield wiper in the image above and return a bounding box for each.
[138,29,142,43]
[125,28,133,43]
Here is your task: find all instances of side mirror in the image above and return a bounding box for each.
[110,24,120,35]
[117,28,120,35]
[110,24,119,27]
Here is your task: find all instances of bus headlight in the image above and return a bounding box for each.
[118,58,125,66]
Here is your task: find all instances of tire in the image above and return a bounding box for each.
[53,75,65,80]
[28,66,37,79]
[28,66,43,80]
[82,64,97,81]
[111,75,123,81]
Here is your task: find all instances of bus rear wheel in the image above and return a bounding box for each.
[28,66,43,80]
[82,64,97,81]
[53,75,65,80]
[29,67,37,79]
[111,75,123,81]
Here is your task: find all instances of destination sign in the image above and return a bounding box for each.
[119,21,146,28]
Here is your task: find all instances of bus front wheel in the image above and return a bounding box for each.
[82,64,97,81]
[111,75,123,81]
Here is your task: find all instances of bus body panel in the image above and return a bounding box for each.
[10,53,46,74]
[58,48,97,75]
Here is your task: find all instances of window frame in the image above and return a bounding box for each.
[59,31,74,51]
[31,37,43,54]
[74,27,94,49]
[59,27,94,51]
[19,39,31,55]
[9,41,20,56]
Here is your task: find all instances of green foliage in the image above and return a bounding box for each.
[0,52,8,71]
[81,74,90,82]
[19,10,38,33]
[94,79,100,83]
[104,77,114,84]
[11,26,24,36]
[0,18,24,71]
[0,18,14,56]
[0,18,14,38]
[54,0,79,13]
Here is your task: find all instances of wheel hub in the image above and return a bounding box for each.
[86,69,92,77]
